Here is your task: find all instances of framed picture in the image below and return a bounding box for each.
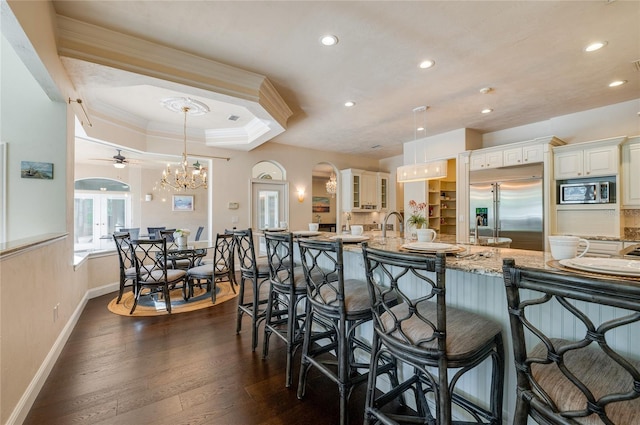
[312,196,330,213]
[21,161,53,179]
[172,195,194,211]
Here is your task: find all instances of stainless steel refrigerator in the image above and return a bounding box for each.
[469,163,544,251]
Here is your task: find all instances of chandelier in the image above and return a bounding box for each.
[160,97,209,191]
[326,173,337,197]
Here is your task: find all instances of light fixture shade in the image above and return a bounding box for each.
[113,162,126,169]
[396,159,448,183]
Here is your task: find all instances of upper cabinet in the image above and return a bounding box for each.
[378,172,390,211]
[469,137,562,171]
[623,137,640,206]
[341,169,388,212]
[553,137,623,180]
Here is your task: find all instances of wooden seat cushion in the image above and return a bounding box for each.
[529,338,640,425]
[380,301,502,357]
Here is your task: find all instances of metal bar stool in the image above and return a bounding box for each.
[503,258,640,424]
[297,238,399,425]
[262,231,307,387]
[233,228,270,351]
[361,244,504,425]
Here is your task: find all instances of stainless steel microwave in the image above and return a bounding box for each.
[559,181,610,204]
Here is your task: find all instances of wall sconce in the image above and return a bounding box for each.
[145,193,153,202]
[297,188,305,203]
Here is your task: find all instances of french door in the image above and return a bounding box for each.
[251,180,289,255]
[74,193,129,251]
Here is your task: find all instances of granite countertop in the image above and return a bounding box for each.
[313,231,547,278]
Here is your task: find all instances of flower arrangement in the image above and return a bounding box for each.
[407,200,427,229]
[173,228,191,237]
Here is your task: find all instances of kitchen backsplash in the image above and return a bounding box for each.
[623,209,640,239]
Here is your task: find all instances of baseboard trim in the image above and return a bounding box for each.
[6,282,118,425]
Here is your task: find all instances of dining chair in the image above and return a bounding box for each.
[118,227,140,240]
[159,229,193,269]
[262,231,307,387]
[186,232,236,303]
[296,238,399,425]
[195,226,204,241]
[112,232,136,303]
[233,228,270,351]
[502,258,640,425]
[129,238,188,314]
[147,226,166,239]
[361,244,504,425]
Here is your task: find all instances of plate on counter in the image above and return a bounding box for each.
[401,242,465,254]
[329,235,370,243]
[559,258,640,276]
[292,230,322,237]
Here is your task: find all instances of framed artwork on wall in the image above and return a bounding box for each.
[172,195,194,211]
[20,161,53,179]
[312,196,330,213]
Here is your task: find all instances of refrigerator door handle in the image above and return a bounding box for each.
[494,183,500,238]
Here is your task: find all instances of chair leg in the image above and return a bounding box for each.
[491,333,505,424]
[129,286,141,314]
[251,281,260,351]
[236,276,246,335]
[164,285,172,314]
[210,279,217,303]
[297,306,314,400]
[262,287,275,360]
[116,277,125,303]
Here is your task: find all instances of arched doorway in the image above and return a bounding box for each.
[311,162,339,232]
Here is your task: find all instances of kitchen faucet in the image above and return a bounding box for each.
[474,215,483,244]
[382,211,404,239]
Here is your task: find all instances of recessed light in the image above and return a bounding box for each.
[584,41,607,52]
[344,101,355,107]
[609,80,627,87]
[320,35,338,46]
[479,87,493,94]
[481,108,493,114]
[419,60,435,69]
[416,126,425,132]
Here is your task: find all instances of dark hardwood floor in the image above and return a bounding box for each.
[23,286,367,425]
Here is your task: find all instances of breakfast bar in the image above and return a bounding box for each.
[307,231,640,423]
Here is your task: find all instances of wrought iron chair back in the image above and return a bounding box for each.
[195,226,205,241]
[502,258,640,425]
[129,238,187,314]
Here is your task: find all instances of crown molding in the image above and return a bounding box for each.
[56,15,292,131]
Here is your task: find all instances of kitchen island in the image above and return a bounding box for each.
[304,231,639,424]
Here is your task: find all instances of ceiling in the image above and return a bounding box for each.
[52,1,640,165]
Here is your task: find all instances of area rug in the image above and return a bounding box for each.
[107,281,237,317]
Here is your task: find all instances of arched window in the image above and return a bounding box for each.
[252,161,285,180]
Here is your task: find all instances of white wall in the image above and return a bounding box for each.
[1,35,67,240]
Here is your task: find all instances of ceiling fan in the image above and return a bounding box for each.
[90,149,139,168]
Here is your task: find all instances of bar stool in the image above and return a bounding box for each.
[361,244,504,425]
[262,231,307,387]
[503,258,640,424]
[233,228,270,351]
[297,238,399,425]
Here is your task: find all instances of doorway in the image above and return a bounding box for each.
[74,192,129,251]
[312,163,339,232]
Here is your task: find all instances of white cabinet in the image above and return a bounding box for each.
[341,169,383,211]
[585,240,623,257]
[622,139,640,206]
[361,172,378,209]
[469,150,503,170]
[377,172,390,210]
[470,137,557,171]
[554,141,620,179]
